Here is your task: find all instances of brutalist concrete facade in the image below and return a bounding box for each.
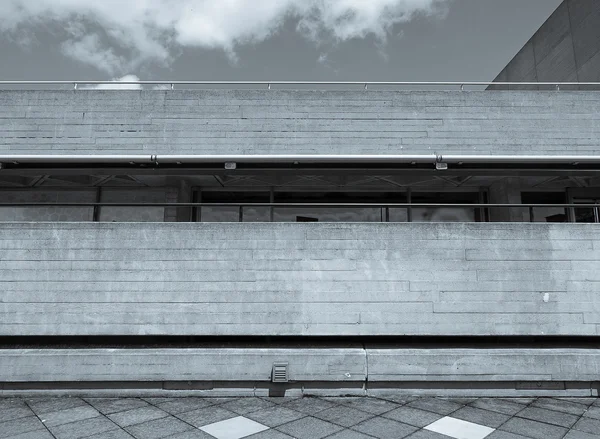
[1,87,600,395]
[490,0,600,88]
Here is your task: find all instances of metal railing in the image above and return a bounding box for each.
[2,202,597,223]
[0,202,598,208]
[1,80,600,90]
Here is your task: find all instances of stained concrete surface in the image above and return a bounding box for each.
[0,395,599,439]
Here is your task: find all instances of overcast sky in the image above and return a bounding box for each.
[0,0,562,83]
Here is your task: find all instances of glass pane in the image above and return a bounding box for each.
[574,208,596,223]
[532,207,567,222]
[521,193,567,223]
[412,207,476,222]
[274,207,382,222]
[243,206,270,222]
[201,206,240,222]
[100,190,165,222]
[0,190,95,221]
[388,208,408,222]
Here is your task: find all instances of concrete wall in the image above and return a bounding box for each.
[2,222,599,337]
[490,0,600,88]
[0,348,366,383]
[2,90,600,156]
[2,348,600,387]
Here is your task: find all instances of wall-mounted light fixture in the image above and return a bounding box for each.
[224,162,237,170]
[435,162,448,170]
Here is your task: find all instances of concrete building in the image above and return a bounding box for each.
[490,0,600,89]
[1,85,600,396]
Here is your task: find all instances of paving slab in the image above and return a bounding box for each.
[406,430,458,439]
[2,430,55,439]
[499,417,569,439]
[563,430,600,439]
[516,406,580,428]
[275,416,344,439]
[40,405,101,427]
[245,405,306,427]
[351,416,418,439]
[582,405,600,420]
[47,416,119,439]
[382,405,444,428]
[408,398,464,416]
[530,398,588,416]
[486,431,530,439]
[245,430,296,439]
[86,430,137,439]
[554,397,598,406]
[26,398,87,415]
[107,406,169,427]
[160,430,214,439]
[178,406,239,428]
[312,405,375,427]
[280,397,336,415]
[219,398,277,416]
[450,405,511,428]
[0,405,34,423]
[469,398,528,416]
[124,417,193,439]
[0,416,47,439]
[332,397,399,415]
[572,416,600,435]
[150,398,214,415]
[85,398,149,415]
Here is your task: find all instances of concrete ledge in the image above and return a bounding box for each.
[2,348,600,387]
[367,348,600,381]
[0,348,366,383]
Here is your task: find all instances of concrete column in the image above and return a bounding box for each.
[488,178,527,222]
[164,179,192,222]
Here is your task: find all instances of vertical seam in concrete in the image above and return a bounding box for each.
[531,40,540,84]
[566,0,580,82]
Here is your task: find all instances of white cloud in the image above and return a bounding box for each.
[80,74,143,89]
[0,0,449,74]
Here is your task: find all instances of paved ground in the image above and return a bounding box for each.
[1,395,599,439]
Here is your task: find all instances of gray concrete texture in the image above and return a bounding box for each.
[2,396,600,439]
[1,90,600,156]
[490,0,600,88]
[2,348,600,384]
[1,222,599,336]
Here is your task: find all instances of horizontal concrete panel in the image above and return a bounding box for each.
[3,348,600,384]
[2,90,600,156]
[1,223,599,336]
[0,348,366,382]
[367,348,600,381]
